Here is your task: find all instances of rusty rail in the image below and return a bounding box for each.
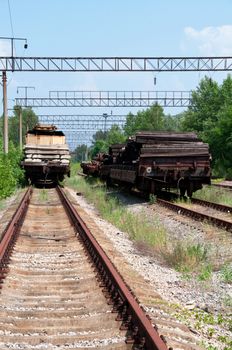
[162,191,232,214]
[191,197,232,213]
[57,185,168,350]
[0,187,32,286]
[157,198,232,232]
[211,183,232,191]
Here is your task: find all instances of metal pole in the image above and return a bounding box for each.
[3,71,8,154]
[11,38,14,71]
[19,108,22,150]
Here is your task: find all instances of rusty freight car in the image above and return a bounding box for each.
[85,131,211,197]
[22,124,70,185]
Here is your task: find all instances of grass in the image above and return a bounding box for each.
[149,194,157,204]
[0,200,6,210]
[220,263,232,284]
[65,167,214,276]
[163,242,209,273]
[193,185,232,207]
[197,264,212,281]
[38,189,48,202]
[173,305,232,349]
[66,174,167,251]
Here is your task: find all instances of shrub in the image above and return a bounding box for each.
[0,140,25,199]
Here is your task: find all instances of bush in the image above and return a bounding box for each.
[0,140,25,199]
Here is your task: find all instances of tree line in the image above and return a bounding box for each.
[74,75,232,179]
[0,75,231,199]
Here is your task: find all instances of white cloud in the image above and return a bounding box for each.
[183,25,232,55]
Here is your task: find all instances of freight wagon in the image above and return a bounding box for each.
[81,131,211,197]
[21,124,71,185]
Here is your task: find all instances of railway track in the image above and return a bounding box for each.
[156,196,232,233]
[130,188,232,232]
[211,183,232,191]
[0,186,168,350]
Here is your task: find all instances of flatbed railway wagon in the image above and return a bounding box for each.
[98,131,211,197]
[21,124,71,185]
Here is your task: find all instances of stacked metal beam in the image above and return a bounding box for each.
[135,132,209,158]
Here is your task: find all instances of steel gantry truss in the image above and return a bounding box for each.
[15,90,192,108]
[38,114,126,130]
[37,114,128,148]
[1,56,232,72]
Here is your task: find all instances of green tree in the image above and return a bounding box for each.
[92,130,107,142]
[105,124,126,146]
[90,139,108,158]
[181,77,220,134]
[124,104,165,136]
[73,144,89,162]
[0,107,39,147]
[181,75,232,178]
[90,125,126,157]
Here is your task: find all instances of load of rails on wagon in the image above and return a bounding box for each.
[21,124,71,185]
[81,131,211,197]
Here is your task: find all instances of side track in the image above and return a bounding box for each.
[156,198,232,233]
[0,187,167,350]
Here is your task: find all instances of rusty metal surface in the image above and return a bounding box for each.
[160,191,232,214]
[0,187,32,284]
[157,198,232,233]
[191,197,232,214]
[211,183,232,191]
[57,185,168,350]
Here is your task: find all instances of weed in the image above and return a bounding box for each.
[193,185,232,207]
[174,197,191,205]
[149,194,157,204]
[0,200,6,210]
[39,189,48,202]
[65,171,167,251]
[220,263,232,284]
[223,295,232,307]
[66,167,215,273]
[197,264,212,281]
[164,242,208,272]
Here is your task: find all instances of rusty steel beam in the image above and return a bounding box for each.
[57,185,167,350]
[1,56,232,72]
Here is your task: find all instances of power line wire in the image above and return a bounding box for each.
[7,0,15,38]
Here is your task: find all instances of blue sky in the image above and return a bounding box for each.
[0,0,232,146]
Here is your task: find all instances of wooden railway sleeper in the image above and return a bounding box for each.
[57,186,168,350]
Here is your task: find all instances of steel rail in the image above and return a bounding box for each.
[211,183,232,191]
[57,185,168,350]
[157,198,232,232]
[190,197,232,214]
[0,187,32,286]
[161,191,232,214]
